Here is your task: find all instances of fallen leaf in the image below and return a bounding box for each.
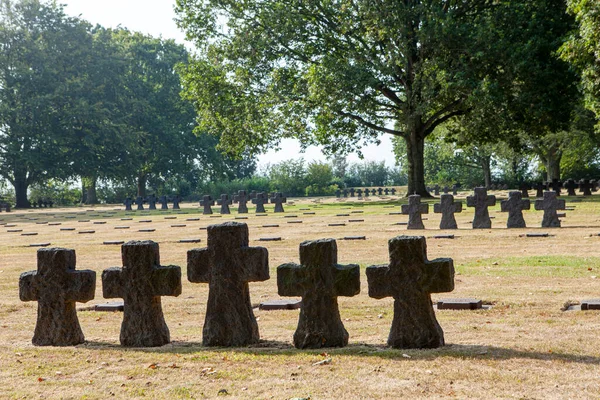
[168,363,180,369]
[37,377,45,382]
[319,352,329,357]
[148,363,157,369]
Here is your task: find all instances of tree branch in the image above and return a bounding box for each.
[339,111,404,136]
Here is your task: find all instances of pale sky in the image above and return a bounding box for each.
[60,0,397,167]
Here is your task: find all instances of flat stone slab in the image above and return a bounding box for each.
[171,224,187,227]
[557,213,566,218]
[349,219,364,222]
[179,238,202,243]
[383,206,395,208]
[60,228,75,231]
[93,221,107,225]
[21,232,38,236]
[258,237,282,242]
[259,299,302,311]
[186,218,200,221]
[5,224,16,227]
[78,220,90,223]
[343,236,366,240]
[103,241,125,245]
[520,233,552,238]
[432,235,455,239]
[287,220,303,224]
[114,226,130,229]
[28,243,51,247]
[262,224,279,228]
[7,229,23,233]
[389,212,403,215]
[235,216,249,220]
[164,216,177,220]
[392,222,408,226]
[121,218,133,221]
[48,222,61,226]
[437,298,483,310]
[303,212,316,215]
[351,210,364,213]
[581,299,600,311]
[284,215,298,218]
[139,229,156,232]
[94,302,124,312]
[328,223,346,227]
[139,220,152,223]
[35,222,48,225]
[79,230,96,234]
[336,214,350,217]
[65,216,76,219]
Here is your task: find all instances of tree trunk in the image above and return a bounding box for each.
[84,176,98,205]
[81,180,87,204]
[481,156,492,188]
[137,173,147,198]
[544,148,562,181]
[405,128,430,197]
[13,173,29,208]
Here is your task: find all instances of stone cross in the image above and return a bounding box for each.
[452,184,458,195]
[579,179,593,196]
[401,195,429,229]
[377,188,383,196]
[433,194,462,229]
[391,188,397,196]
[371,189,377,196]
[147,194,157,210]
[349,188,355,197]
[102,241,182,347]
[563,179,578,196]
[159,195,169,210]
[442,186,450,194]
[535,191,566,228]
[518,182,531,198]
[364,188,369,197]
[433,184,440,195]
[335,189,341,198]
[187,222,269,346]
[533,182,545,198]
[200,195,215,215]
[252,192,268,213]
[233,190,249,213]
[19,248,96,346]
[466,187,496,229]
[123,197,133,211]
[271,192,287,213]
[384,188,390,195]
[134,196,144,211]
[546,179,562,195]
[278,239,360,349]
[343,189,348,198]
[366,236,454,349]
[217,194,232,214]
[172,195,181,210]
[500,191,530,228]
[356,188,363,198]
[249,190,257,199]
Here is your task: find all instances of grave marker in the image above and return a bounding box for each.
[500,191,530,228]
[134,196,145,211]
[252,192,268,213]
[533,182,545,198]
[535,191,565,228]
[466,187,496,229]
[271,192,287,213]
[579,179,594,196]
[200,195,215,215]
[146,194,157,210]
[400,195,429,229]
[159,195,169,210]
[217,194,232,214]
[233,190,249,213]
[433,194,462,230]
[563,179,578,196]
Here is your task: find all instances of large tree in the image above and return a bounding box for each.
[176,0,512,196]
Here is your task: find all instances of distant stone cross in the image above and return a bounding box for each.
[452,184,458,196]
[102,241,182,347]
[172,195,181,210]
[371,189,377,196]
[442,186,450,194]
[579,179,593,196]
[234,190,249,213]
[384,188,390,196]
[366,236,454,349]
[147,194,157,210]
[547,179,562,195]
[134,196,144,211]
[159,195,169,210]
[356,188,363,198]
[187,222,269,346]
[401,195,429,229]
[217,194,232,214]
[500,191,530,228]
[391,188,397,196]
[535,191,566,228]
[533,182,545,198]
[343,189,348,198]
[377,188,383,196]
[563,179,578,196]
[335,189,341,198]
[277,239,360,349]
[433,194,462,229]
[466,187,496,229]
[123,197,133,211]
[433,184,440,195]
[252,192,268,213]
[19,248,96,346]
[518,182,531,198]
[349,188,355,197]
[271,192,287,213]
[363,188,369,197]
[200,195,215,215]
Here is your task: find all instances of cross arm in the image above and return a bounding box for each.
[239,247,269,282]
[277,263,305,297]
[365,264,394,299]
[466,196,476,207]
[187,248,211,283]
[419,204,429,214]
[453,202,463,213]
[66,269,96,303]
[522,200,531,210]
[422,258,455,294]
[333,264,361,297]
[19,271,39,301]
[500,200,510,212]
[400,204,409,214]
[433,203,442,214]
[152,265,182,297]
[557,200,566,210]
[534,200,544,211]
[486,196,496,206]
[102,267,124,299]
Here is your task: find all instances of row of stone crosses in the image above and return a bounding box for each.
[336,187,398,198]
[123,194,182,211]
[19,222,451,349]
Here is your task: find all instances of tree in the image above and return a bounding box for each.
[267,159,307,196]
[0,0,91,207]
[175,0,514,196]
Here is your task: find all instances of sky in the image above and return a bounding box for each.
[60,0,398,167]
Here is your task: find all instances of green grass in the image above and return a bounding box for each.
[456,255,600,277]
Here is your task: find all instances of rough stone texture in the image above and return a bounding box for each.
[217,194,232,214]
[278,239,360,349]
[466,188,496,229]
[579,179,593,196]
[19,248,96,346]
[252,192,268,213]
[159,195,169,210]
[259,299,302,310]
[433,194,462,229]
[123,198,133,211]
[366,236,454,349]
[534,191,566,228]
[134,196,144,211]
[500,191,530,228]
[187,222,269,346]
[234,190,249,213]
[563,179,578,196]
[271,192,287,213]
[437,298,483,310]
[102,241,182,347]
[200,195,215,215]
[401,195,429,229]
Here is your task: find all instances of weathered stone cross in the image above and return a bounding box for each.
[500,191,530,228]
[20,248,96,346]
[172,195,181,210]
[200,195,215,215]
[401,194,429,229]
[563,179,578,196]
[277,239,360,349]
[217,194,232,214]
[271,192,287,213]
[102,241,182,347]
[579,179,593,196]
[535,191,566,228]
[433,194,462,229]
[123,197,133,211]
[159,195,169,210]
[147,194,157,210]
[518,182,531,198]
[547,179,562,195]
[366,236,454,348]
[187,222,269,346]
[533,182,545,198]
[466,187,496,229]
[234,190,249,213]
[134,196,144,211]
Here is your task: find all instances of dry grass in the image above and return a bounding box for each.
[1,190,600,399]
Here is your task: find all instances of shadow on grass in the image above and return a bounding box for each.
[80,339,600,365]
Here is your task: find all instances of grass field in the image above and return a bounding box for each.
[1,189,600,399]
